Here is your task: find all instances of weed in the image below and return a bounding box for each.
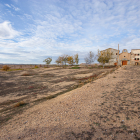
[2,65,10,71]
[113,76,116,78]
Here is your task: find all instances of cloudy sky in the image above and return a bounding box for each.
[0,0,140,64]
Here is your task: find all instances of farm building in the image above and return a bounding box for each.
[100,47,140,66]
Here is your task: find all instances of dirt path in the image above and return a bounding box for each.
[0,65,140,140]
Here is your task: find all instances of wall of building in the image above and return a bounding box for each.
[131,49,140,65]
[119,52,131,60]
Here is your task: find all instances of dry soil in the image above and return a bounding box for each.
[0,65,140,140]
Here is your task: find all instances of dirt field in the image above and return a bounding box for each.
[0,65,115,126]
[0,65,140,140]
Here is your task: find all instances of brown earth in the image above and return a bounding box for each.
[0,65,140,140]
[0,66,115,125]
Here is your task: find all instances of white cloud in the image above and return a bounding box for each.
[5,4,20,11]
[11,4,20,11]
[0,21,20,39]
[5,4,11,8]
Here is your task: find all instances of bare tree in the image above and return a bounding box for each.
[74,53,79,65]
[84,51,97,65]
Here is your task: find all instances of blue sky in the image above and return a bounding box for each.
[0,0,140,64]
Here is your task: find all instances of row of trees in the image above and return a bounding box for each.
[55,54,79,66]
[43,50,113,68]
[43,54,79,67]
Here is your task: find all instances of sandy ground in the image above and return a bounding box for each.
[0,65,140,140]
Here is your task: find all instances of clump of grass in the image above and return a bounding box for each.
[14,101,26,107]
[2,65,10,71]
[71,66,80,69]
[113,76,116,78]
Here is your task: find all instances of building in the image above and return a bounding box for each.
[100,47,140,66]
[118,49,131,65]
[100,48,119,65]
[130,49,140,65]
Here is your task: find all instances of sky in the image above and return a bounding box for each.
[0,0,140,64]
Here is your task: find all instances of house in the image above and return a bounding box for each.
[130,49,140,65]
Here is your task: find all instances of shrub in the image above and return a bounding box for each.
[14,101,26,107]
[2,65,10,71]
[34,65,39,68]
